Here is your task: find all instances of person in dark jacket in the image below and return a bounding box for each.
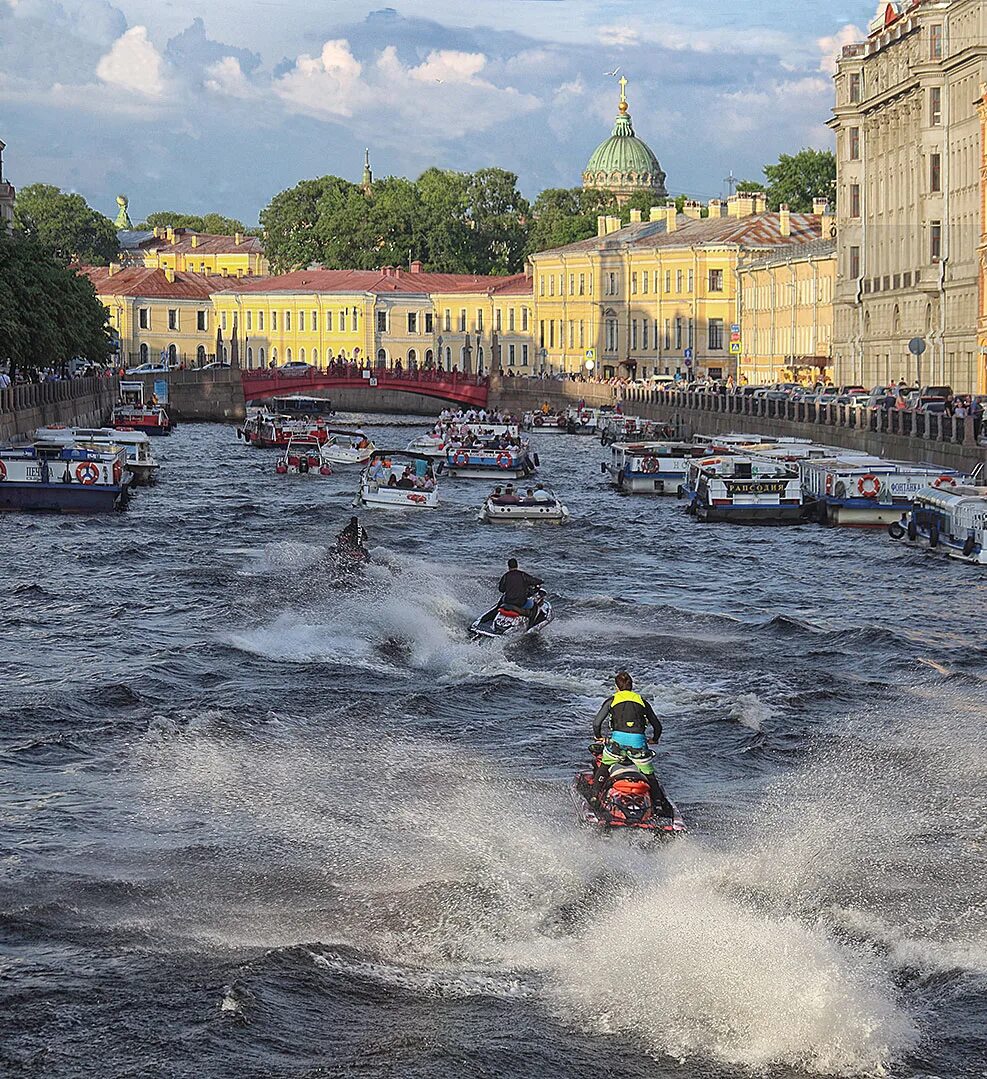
[497,557,542,612]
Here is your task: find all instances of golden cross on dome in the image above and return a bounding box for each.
[619,75,628,104]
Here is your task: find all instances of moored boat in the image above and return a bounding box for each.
[605,441,695,494]
[682,454,805,523]
[530,411,569,433]
[35,426,160,485]
[241,412,332,449]
[356,451,439,509]
[599,415,676,446]
[0,441,130,513]
[890,485,987,564]
[442,444,537,480]
[112,380,173,436]
[269,394,334,417]
[479,485,570,523]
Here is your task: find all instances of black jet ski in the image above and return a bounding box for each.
[571,743,686,837]
[469,588,553,639]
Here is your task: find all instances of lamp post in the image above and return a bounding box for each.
[475,331,482,376]
[539,347,548,378]
[437,334,444,372]
[462,335,471,375]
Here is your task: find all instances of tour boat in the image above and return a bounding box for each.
[693,432,813,452]
[801,456,969,526]
[242,413,332,449]
[275,435,333,476]
[321,431,375,466]
[530,411,569,433]
[0,441,130,513]
[442,445,537,480]
[34,426,160,485]
[269,394,334,417]
[599,415,677,446]
[890,485,987,564]
[479,487,570,523]
[566,407,600,435]
[356,451,439,509]
[605,441,696,494]
[682,455,805,523]
[111,380,173,436]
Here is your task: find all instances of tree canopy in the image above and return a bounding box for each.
[758,149,836,212]
[137,211,250,234]
[0,235,113,377]
[13,184,119,265]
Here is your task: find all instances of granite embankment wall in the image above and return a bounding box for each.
[490,377,987,473]
[0,377,119,441]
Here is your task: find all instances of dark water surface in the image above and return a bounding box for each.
[1,418,985,1079]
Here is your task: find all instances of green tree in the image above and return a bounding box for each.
[137,211,249,234]
[13,184,119,265]
[761,149,836,212]
[464,168,529,275]
[526,187,622,255]
[0,235,112,380]
[260,176,357,272]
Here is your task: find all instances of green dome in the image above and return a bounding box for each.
[582,103,667,203]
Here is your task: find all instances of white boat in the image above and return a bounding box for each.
[801,456,969,526]
[693,432,814,452]
[34,425,159,485]
[682,455,805,523]
[566,407,600,434]
[480,487,570,523]
[356,451,439,509]
[530,412,569,433]
[890,485,987,563]
[406,432,450,459]
[275,435,333,476]
[598,415,677,446]
[442,444,537,480]
[321,431,375,466]
[605,441,695,494]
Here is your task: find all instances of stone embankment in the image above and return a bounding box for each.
[0,377,119,441]
[491,376,987,473]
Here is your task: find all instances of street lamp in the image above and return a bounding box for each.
[539,347,548,377]
[475,331,482,375]
[437,334,444,372]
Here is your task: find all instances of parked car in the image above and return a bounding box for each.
[278,361,314,375]
[921,385,952,400]
[126,362,171,375]
[201,361,231,369]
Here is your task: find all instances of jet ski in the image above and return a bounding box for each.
[571,743,686,837]
[469,588,553,639]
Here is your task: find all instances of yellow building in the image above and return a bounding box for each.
[529,192,826,381]
[84,265,216,367]
[213,266,533,372]
[737,235,836,385]
[118,225,269,278]
[978,83,987,391]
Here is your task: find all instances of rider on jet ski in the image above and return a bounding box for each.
[335,516,369,559]
[498,557,543,618]
[591,671,673,817]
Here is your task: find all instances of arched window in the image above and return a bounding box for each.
[376,348,387,366]
[407,348,416,367]
[247,347,253,367]
[478,346,484,373]
[286,348,292,362]
[271,348,278,363]
[424,349,433,368]
[312,349,318,366]
[168,343,177,364]
[259,347,266,366]
[222,346,228,361]
[139,343,149,363]
[196,345,206,366]
[445,347,451,367]
[299,348,305,362]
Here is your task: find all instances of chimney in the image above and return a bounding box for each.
[822,209,835,238]
[605,216,621,235]
[779,203,791,237]
[234,232,243,246]
[394,266,402,278]
[153,226,163,239]
[108,262,121,277]
[166,226,175,243]
[708,199,723,218]
[164,267,175,283]
[629,208,642,223]
[665,204,677,232]
[729,192,757,218]
[682,200,703,220]
[221,267,229,277]
[753,192,767,215]
[597,215,607,237]
[191,234,198,248]
[648,206,663,223]
[410,260,423,273]
[813,197,830,216]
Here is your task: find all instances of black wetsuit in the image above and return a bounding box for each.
[497,568,542,611]
[337,521,368,551]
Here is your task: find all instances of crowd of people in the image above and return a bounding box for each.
[489,483,554,505]
[367,457,436,491]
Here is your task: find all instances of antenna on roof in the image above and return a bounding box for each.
[723,171,740,196]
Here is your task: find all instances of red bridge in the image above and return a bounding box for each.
[240,366,489,407]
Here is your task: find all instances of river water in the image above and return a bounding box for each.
[1,417,985,1079]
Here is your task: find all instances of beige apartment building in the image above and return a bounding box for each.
[830,0,987,393]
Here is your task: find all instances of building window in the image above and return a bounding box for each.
[138,308,149,330]
[675,318,682,349]
[324,311,331,331]
[930,24,943,60]
[642,320,649,350]
[605,319,617,351]
[495,308,502,332]
[522,344,528,366]
[539,276,545,296]
[579,273,585,295]
[271,311,276,331]
[377,311,387,333]
[339,310,346,333]
[849,127,860,160]
[849,72,861,103]
[664,319,671,349]
[508,308,515,332]
[849,184,861,218]
[539,320,545,347]
[549,276,555,297]
[244,310,251,332]
[458,309,466,332]
[477,309,483,331]
[444,309,451,332]
[708,318,724,350]
[197,310,207,331]
[631,320,638,350]
[631,272,638,294]
[424,313,433,333]
[579,321,585,348]
[664,270,671,293]
[850,245,861,279]
[930,86,942,126]
[508,343,516,366]
[258,311,264,331]
[298,311,305,332]
[299,348,305,362]
[687,269,694,293]
[930,152,941,193]
[407,312,417,334]
[709,269,724,292]
[259,347,266,365]
[312,310,317,332]
[548,321,555,348]
[607,272,616,295]
[568,274,574,295]
[284,310,291,331]
[521,308,528,331]
[930,220,942,262]
[286,348,292,362]
[676,270,683,293]
[168,309,178,330]
[642,271,649,294]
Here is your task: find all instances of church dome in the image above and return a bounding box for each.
[582,82,667,204]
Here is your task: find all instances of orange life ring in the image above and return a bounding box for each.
[857,474,881,499]
[496,451,512,469]
[825,474,833,495]
[0,461,6,481]
[934,474,957,488]
[643,456,659,473]
[112,460,123,485]
[76,462,100,485]
[453,451,469,467]
[533,416,544,427]
[407,493,428,504]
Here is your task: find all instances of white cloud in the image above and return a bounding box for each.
[817,23,865,73]
[96,25,165,97]
[408,49,486,85]
[598,24,639,47]
[204,56,254,98]
[274,38,370,118]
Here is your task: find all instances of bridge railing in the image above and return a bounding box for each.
[0,375,118,416]
[242,365,489,388]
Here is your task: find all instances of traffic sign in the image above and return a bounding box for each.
[908,337,927,356]
[730,324,741,335]
[729,342,742,355]
[684,357,693,367]
[585,348,596,360]
[684,347,693,359]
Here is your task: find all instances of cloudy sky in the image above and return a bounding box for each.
[0,0,878,225]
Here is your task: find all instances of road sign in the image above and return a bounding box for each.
[684,357,693,367]
[730,324,741,335]
[684,347,693,360]
[585,348,596,360]
[729,342,742,355]
[369,377,378,387]
[908,337,927,356]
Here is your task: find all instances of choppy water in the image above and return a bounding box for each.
[1,418,985,1079]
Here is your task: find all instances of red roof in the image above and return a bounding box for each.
[142,230,264,256]
[215,268,532,297]
[81,266,217,300]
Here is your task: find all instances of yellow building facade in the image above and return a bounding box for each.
[737,239,836,385]
[529,193,826,381]
[119,226,269,278]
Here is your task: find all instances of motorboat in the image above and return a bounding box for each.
[356,451,439,509]
[241,412,332,449]
[571,743,685,837]
[321,430,375,466]
[469,589,553,638]
[442,444,537,480]
[801,456,969,526]
[604,441,695,494]
[34,425,159,485]
[0,441,130,513]
[530,411,569,433]
[889,485,987,564]
[599,415,677,446]
[406,431,451,459]
[681,454,805,523]
[479,486,570,523]
[275,435,333,476]
[565,407,601,435]
[693,432,812,452]
[111,380,173,436]
[269,394,334,417]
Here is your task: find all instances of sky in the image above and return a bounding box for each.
[0,0,880,226]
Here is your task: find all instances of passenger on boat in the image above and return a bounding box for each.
[591,671,670,815]
[533,484,552,503]
[387,473,398,487]
[352,430,371,449]
[498,557,542,612]
[396,467,416,489]
[500,485,520,505]
[368,459,387,484]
